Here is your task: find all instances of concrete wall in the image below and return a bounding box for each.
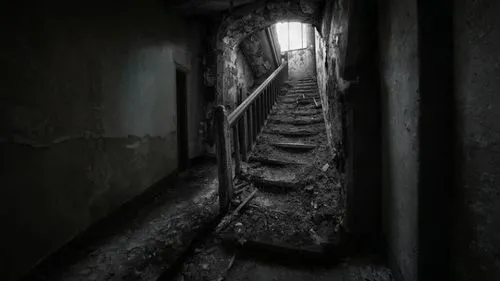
[0,1,205,280]
[378,0,419,280]
[453,0,500,279]
[288,24,316,80]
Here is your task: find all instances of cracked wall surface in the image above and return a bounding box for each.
[0,1,206,280]
[240,29,277,80]
[216,0,321,106]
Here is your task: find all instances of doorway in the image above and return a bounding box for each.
[176,68,189,172]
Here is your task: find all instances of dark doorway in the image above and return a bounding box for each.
[176,68,189,172]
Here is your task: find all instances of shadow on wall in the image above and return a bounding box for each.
[0,1,206,280]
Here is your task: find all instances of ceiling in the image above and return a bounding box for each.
[170,0,258,14]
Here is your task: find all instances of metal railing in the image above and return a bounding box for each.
[214,60,288,212]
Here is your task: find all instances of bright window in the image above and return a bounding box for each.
[275,22,308,52]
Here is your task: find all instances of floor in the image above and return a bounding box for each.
[23,79,394,281]
[23,159,220,281]
[169,78,394,281]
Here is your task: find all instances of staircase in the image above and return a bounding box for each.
[219,78,345,254]
[174,77,394,281]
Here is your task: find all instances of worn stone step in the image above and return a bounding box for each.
[271,142,317,150]
[286,92,319,97]
[278,97,319,105]
[273,104,320,111]
[295,83,316,87]
[248,155,305,166]
[264,128,320,137]
[264,123,324,136]
[293,109,323,116]
[270,109,322,117]
[293,88,317,92]
[241,163,312,189]
[257,132,325,147]
[268,115,324,125]
[250,143,315,165]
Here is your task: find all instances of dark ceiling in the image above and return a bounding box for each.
[170,0,258,14]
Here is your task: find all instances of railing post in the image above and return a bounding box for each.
[214,105,233,213]
[238,89,249,161]
[233,126,241,176]
[248,105,254,149]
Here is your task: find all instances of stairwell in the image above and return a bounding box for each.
[221,77,345,252]
[170,78,394,281]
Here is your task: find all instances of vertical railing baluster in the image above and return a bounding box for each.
[233,126,241,177]
[248,104,254,149]
[259,97,266,128]
[253,101,258,143]
[264,88,268,117]
[238,89,248,161]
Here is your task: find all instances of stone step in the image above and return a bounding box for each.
[263,128,320,137]
[248,155,306,166]
[296,83,317,88]
[278,96,319,104]
[241,163,313,189]
[268,115,324,125]
[264,123,325,135]
[250,143,315,165]
[257,132,325,147]
[248,156,296,166]
[285,93,320,98]
[275,103,320,111]
[271,142,317,150]
[271,109,322,117]
[290,87,318,93]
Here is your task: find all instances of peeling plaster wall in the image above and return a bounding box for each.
[236,48,256,101]
[314,0,348,159]
[0,1,205,280]
[453,0,500,279]
[288,24,316,80]
[216,0,321,105]
[378,0,419,279]
[240,30,277,80]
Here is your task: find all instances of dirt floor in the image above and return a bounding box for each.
[23,159,220,281]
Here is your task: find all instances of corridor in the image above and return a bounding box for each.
[2,0,499,280]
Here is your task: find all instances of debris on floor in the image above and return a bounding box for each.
[174,78,390,281]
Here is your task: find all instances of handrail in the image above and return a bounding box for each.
[214,60,288,212]
[228,61,287,126]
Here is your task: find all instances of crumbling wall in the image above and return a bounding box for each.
[235,48,255,101]
[240,30,277,80]
[0,1,206,280]
[216,0,321,106]
[314,0,349,160]
[288,24,316,80]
